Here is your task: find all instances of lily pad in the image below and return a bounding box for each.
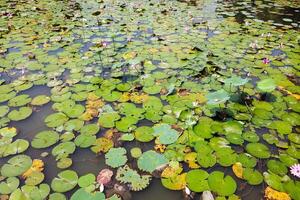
[70,188,105,200]
[8,107,32,121]
[208,171,237,196]
[45,113,68,128]
[246,143,270,159]
[0,177,20,194]
[257,79,276,93]
[206,89,230,105]
[105,147,128,168]
[243,168,263,185]
[51,170,78,193]
[186,169,210,192]
[1,155,32,177]
[31,95,51,106]
[138,150,168,173]
[31,130,60,148]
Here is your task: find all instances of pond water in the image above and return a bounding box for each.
[0,0,299,200]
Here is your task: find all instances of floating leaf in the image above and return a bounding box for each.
[8,95,32,107]
[246,143,270,159]
[186,169,210,192]
[206,89,230,105]
[264,186,291,200]
[70,188,105,200]
[232,162,243,179]
[243,168,263,185]
[31,95,51,106]
[137,150,168,173]
[8,107,32,121]
[0,177,19,194]
[45,113,68,128]
[257,79,276,93]
[134,126,155,142]
[52,142,76,160]
[78,174,96,188]
[105,147,127,168]
[116,165,151,191]
[208,171,237,196]
[31,131,59,148]
[51,170,78,193]
[90,137,113,154]
[153,124,179,145]
[1,155,32,177]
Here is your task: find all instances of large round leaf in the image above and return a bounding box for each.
[257,79,276,92]
[105,147,127,168]
[70,188,105,200]
[52,142,76,159]
[206,89,230,105]
[246,143,270,159]
[1,155,32,177]
[243,168,263,185]
[0,177,19,194]
[134,126,154,142]
[137,150,168,173]
[51,170,78,193]
[45,113,69,128]
[31,95,51,106]
[208,171,237,196]
[186,169,210,192]
[8,107,32,121]
[31,131,59,148]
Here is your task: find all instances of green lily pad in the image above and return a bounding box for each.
[57,157,73,169]
[8,107,32,121]
[0,177,19,194]
[78,174,95,188]
[130,147,142,158]
[236,153,257,168]
[80,124,100,135]
[8,95,32,107]
[45,113,69,128]
[206,89,230,105]
[186,169,210,192]
[105,147,128,168]
[223,76,248,87]
[1,139,29,157]
[49,193,66,200]
[52,142,76,160]
[31,130,59,149]
[51,170,78,193]
[1,155,32,177]
[25,171,44,186]
[246,143,270,159]
[98,112,120,128]
[257,79,276,93]
[31,95,51,106]
[243,168,263,185]
[71,188,105,200]
[153,124,179,145]
[75,134,96,148]
[0,106,9,117]
[208,171,237,196]
[267,160,288,176]
[138,150,168,173]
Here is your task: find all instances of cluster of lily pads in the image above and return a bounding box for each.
[0,0,299,200]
